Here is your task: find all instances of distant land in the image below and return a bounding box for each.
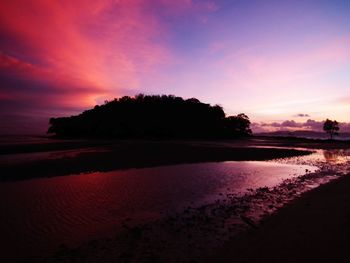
[256,130,350,140]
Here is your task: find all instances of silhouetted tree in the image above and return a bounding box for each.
[323,119,339,140]
[224,113,252,137]
[48,94,252,139]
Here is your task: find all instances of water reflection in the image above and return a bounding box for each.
[323,149,350,164]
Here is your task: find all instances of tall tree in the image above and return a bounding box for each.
[323,119,339,140]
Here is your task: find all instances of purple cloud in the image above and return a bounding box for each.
[252,119,350,133]
[294,113,310,117]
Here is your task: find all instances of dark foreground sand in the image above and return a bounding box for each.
[211,173,350,263]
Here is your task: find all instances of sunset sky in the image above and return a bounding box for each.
[0,0,349,134]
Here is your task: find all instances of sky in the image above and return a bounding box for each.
[0,0,350,134]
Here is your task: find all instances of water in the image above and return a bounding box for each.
[0,161,316,261]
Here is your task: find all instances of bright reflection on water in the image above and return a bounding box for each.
[322,149,350,164]
[0,160,316,261]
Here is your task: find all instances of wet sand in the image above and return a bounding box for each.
[212,173,350,263]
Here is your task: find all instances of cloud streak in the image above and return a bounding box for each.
[294,114,310,118]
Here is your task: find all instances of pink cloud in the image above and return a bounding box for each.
[0,52,102,107]
[0,0,220,100]
[0,0,177,104]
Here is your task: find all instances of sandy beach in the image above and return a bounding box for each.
[211,172,350,263]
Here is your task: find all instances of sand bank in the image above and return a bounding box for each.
[211,173,350,263]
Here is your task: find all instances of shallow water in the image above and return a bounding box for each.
[0,160,316,261]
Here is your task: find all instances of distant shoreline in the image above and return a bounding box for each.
[1,134,349,154]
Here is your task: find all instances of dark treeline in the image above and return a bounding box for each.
[48,94,252,138]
